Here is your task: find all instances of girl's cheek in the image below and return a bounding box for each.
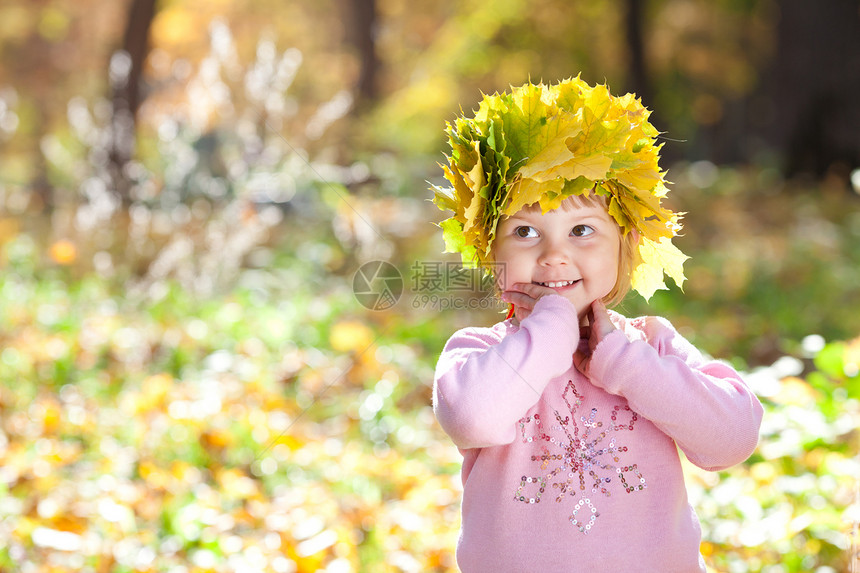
[491,264,508,291]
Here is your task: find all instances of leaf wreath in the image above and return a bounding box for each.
[431,76,688,301]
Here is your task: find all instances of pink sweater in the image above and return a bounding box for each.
[434,295,763,572]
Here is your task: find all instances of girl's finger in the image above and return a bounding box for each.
[591,300,616,338]
[502,282,530,294]
[579,325,591,340]
[501,290,537,310]
[515,306,532,322]
[509,282,557,298]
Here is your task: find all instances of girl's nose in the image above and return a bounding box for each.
[537,238,570,266]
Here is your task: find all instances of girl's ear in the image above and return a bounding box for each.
[630,228,641,244]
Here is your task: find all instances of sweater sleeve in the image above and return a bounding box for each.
[433,295,580,449]
[587,316,763,471]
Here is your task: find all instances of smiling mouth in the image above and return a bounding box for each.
[535,280,580,288]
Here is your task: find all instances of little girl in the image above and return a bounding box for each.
[431,78,763,572]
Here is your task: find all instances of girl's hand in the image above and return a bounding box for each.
[500,282,562,322]
[573,300,616,374]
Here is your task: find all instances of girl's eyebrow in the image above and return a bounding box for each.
[503,214,532,223]
[506,211,608,223]
[500,213,536,225]
[571,214,608,223]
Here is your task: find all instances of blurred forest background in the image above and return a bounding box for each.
[0,0,859,571]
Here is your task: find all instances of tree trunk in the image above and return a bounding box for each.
[624,0,652,110]
[109,0,157,204]
[343,0,379,105]
[756,0,860,179]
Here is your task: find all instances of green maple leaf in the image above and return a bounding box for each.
[439,217,466,254]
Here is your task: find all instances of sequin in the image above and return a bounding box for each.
[570,497,599,533]
[514,475,547,504]
[515,380,647,534]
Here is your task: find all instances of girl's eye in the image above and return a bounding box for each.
[515,226,538,238]
[571,225,594,237]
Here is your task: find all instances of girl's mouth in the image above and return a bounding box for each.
[535,279,580,288]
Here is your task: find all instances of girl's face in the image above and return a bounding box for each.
[493,199,622,321]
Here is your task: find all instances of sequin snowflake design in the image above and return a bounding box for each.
[513,380,646,534]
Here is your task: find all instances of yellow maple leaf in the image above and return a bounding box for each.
[516,121,583,182]
[504,175,564,216]
[566,84,630,159]
[538,177,593,213]
[630,236,689,301]
[462,155,487,236]
[554,153,614,182]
